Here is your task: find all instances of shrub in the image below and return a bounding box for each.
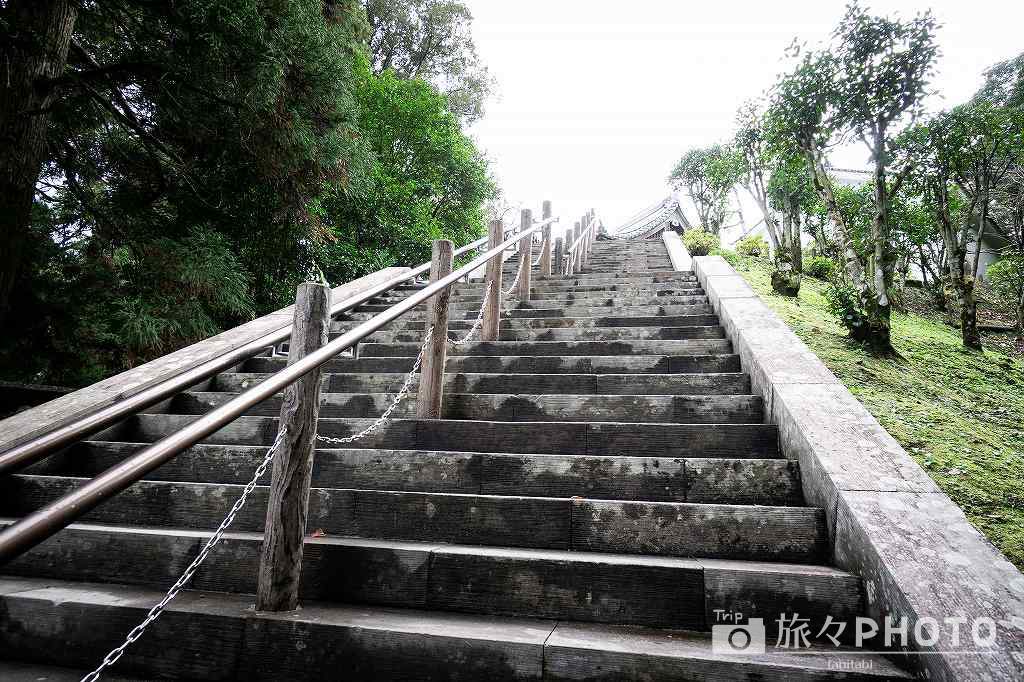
[988,257,1024,302]
[711,248,741,267]
[682,228,720,256]
[806,255,837,280]
[736,234,768,258]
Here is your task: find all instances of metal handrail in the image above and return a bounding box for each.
[0,222,550,563]
[0,237,489,478]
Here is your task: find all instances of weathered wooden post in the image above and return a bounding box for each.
[563,228,575,276]
[256,281,330,612]
[553,237,564,278]
[482,218,503,341]
[517,208,532,300]
[539,201,553,278]
[416,240,454,419]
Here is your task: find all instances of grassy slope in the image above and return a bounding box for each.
[731,258,1024,570]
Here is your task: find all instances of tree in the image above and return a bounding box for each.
[320,64,495,284]
[770,2,938,352]
[733,100,783,251]
[0,0,78,327]
[364,0,493,123]
[0,0,373,383]
[668,145,736,233]
[766,153,814,295]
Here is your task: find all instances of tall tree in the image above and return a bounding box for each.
[0,0,78,326]
[766,153,814,295]
[668,145,736,234]
[733,100,783,251]
[770,2,937,352]
[364,0,493,123]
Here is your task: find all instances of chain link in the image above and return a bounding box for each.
[315,326,432,446]
[503,258,524,298]
[81,426,289,682]
[448,280,492,346]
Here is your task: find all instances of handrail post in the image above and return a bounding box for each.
[518,208,533,300]
[553,237,564,279]
[540,201,553,278]
[573,220,583,273]
[256,281,330,612]
[482,219,503,341]
[416,240,454,419]
[564,227,575,276]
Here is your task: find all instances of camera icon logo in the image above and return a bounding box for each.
[711,618,767,655]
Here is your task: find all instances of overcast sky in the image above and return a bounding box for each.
[464,0,1024,230]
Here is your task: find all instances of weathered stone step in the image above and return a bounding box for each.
[446,288,706,303]
[215,370,753,395]
[345,301,714,320]
[2,524,857,631]
[357,338,731,358]
[42,443,795,503]
[170,391,764,424]
[335,313,722,332]
[356,325,725,344]
[244,353,743,375]
[112,415,781,458]
[454,280,703,294]
[2,477,824,560]
[0,578,908,681]
[361,293,710,312]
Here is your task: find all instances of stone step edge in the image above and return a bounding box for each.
[0,577,911,681]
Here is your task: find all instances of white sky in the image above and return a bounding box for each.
[464,0,1024,230]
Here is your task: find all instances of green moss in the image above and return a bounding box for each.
[733,258,1024,569]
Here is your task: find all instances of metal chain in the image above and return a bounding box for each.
[503,259,524,298]
[80,427,289,682]
[448,280,492,347]
[315,326,433,445]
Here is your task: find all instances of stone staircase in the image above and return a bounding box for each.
[0,240,910,680]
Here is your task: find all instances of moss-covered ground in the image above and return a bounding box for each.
[730,257,1024,569]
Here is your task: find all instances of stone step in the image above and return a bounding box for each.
[361,293,710,311]
[244,353,743,375]
[0,578,909,681]
[445,288,706,303]
[354,325,726,344]
[335,313,723,332]
[454,280,703,294]
[170,391,765,424]
[2,524,858,631]
[344,302,715,321]
[356,338,732,358]
[2,477,826,561]
[110,415,781,458]
[214,370,753,395]
[40,443,796,504]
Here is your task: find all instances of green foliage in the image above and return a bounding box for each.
[668,145,736,233]
[682,228,720,257]
[321,63,495,285]
[988,258,1024,305]
[736,234,767,258]
[710,248,741,267]
[806,255,837,280]
[364,0,493,123]
[1,0,496,387]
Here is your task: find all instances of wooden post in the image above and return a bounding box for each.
[416,240,454,419]
[517,208,532,300]
[539,201,553,278]
[256,282,330,612]
[482,219,503,341]
[553,237,564,278]
[563,228,575,276]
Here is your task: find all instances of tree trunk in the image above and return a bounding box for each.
[0,0,77,326]
[1016,286,1024,339]
[961,277,982,350]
